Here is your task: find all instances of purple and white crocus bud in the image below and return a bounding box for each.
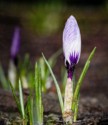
[63,15,81,79]
[10,27,20,65]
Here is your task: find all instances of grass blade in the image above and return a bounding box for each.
[73,94,80,122]
[19,80,25,119]
[48,49,62,67]
[8,80,21,114]
[46,49,62,82]
[26,97,33,125]
[38,57,47,92]
[42,53,64,113]
[72,47,96,110]
[34,63,43,125]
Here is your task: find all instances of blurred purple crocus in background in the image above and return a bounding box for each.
[10,27,20,65]
[8,27,20,86]
[63,15,81,79]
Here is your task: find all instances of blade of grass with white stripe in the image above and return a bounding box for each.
[34,63,43,125]
[19,80,25,119]
[38,57,46,92]
[8,80,21,114]
[39,49,62,92]
[72,47,96,115]
[26,97,34,125]
[73,94,80,122]
[42,53,64,114]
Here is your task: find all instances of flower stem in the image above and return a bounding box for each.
[63,78,73,124]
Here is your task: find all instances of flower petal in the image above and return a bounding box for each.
[11,27,20,59]
[63,15,81,66]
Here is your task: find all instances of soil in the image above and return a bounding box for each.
[0,89,108,125]
[0,4,108,125]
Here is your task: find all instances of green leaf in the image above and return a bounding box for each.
[48,49,62,67]
[37,49,62,92]
[73,94,80,122]
[34,62,43,125]
[46,49,62,82]
[26,96,34,125]
[72,47,96,112]
[19,80,25,119]
[38,57,47,92]
[42,53,64,114]
[8,80,21,115]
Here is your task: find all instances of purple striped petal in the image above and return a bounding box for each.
[63,15,81,79]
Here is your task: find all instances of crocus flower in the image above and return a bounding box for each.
[63,15,81,79]
[8,27,20,86]
[10,26,20,65]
